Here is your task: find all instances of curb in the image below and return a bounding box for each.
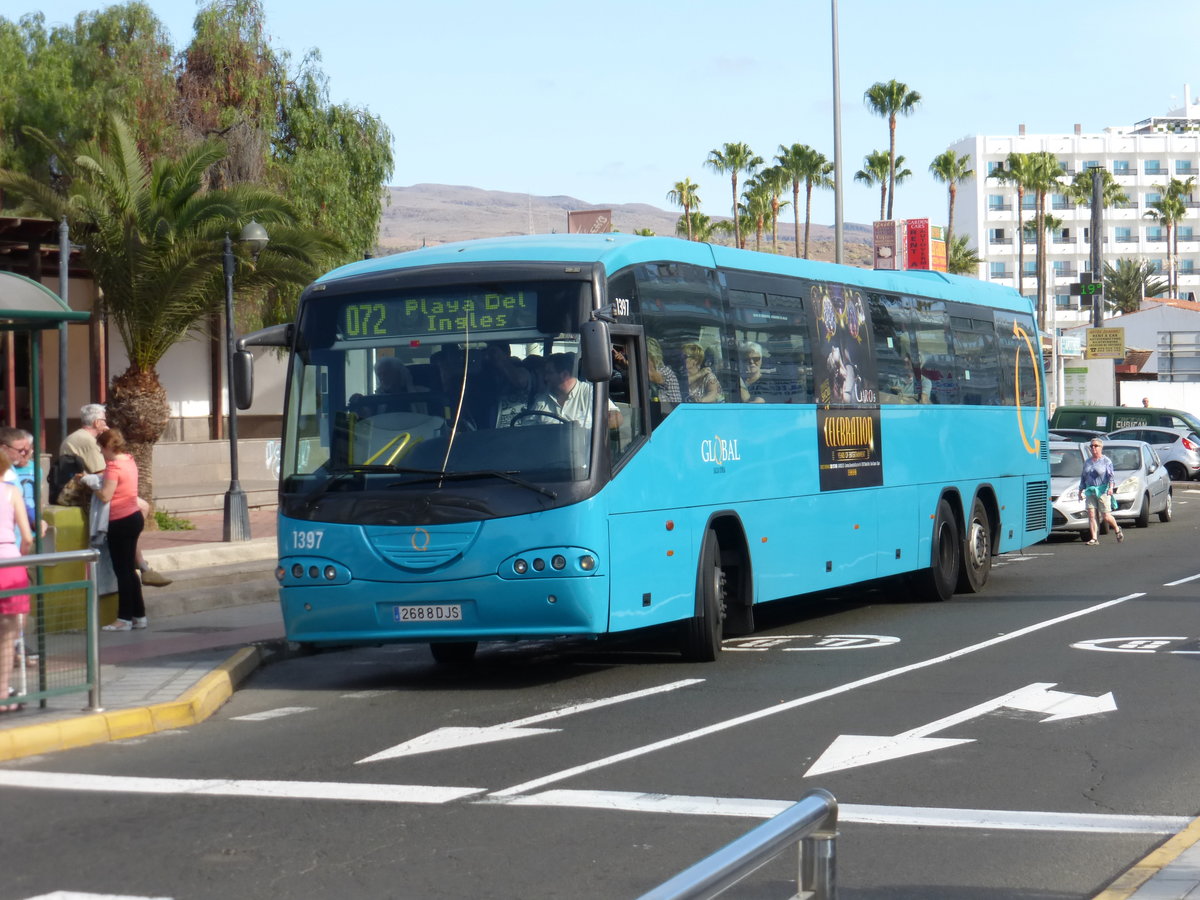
[0,645,265,762]
[1092,815,1200,899]
[142,537,277,573]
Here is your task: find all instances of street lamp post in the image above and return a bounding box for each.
[222,221,269,542]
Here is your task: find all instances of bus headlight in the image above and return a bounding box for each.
[551,555,566,570]
[514,559,528,574]
[579,555,596,571]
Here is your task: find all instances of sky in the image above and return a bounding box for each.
[19,0,1200,231]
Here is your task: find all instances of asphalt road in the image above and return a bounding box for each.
[5,486,1200,900]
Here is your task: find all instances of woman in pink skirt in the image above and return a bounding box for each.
[0,450,33,712]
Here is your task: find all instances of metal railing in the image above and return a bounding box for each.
[0,549,101,712]
[637,790,838,900]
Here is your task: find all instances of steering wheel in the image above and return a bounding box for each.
[511,409,572,426]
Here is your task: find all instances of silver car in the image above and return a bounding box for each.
[1106,426,1200,482]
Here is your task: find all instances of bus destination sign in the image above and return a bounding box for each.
[339,290,538,340]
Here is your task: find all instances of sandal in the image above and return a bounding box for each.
[101,619,133,632]
[1086,539,1099,546]
[1116,529,1125,543]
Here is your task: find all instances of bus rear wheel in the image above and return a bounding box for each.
[956,496,992,594]
[680,530,726,662]
[909,498,960,602]
[430,641,478,665]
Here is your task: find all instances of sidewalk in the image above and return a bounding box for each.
[0,509,1198,899]
[0,506,284,758]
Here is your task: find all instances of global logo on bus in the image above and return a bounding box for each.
[700,434,741,471]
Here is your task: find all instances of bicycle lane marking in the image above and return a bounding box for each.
[488,593,1144,799]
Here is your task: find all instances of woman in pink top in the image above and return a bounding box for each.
[91,428,146,631]
[0,451,33,712]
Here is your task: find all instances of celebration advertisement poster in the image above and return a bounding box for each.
[809,281,883,491]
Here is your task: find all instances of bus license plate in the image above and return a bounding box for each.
[394,604,463,623]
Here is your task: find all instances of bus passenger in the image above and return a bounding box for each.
[738,341,767,403]
[375,355,415,393]
[682,343,721,402]
[483,341,532,427]
[899,355,932,404]
[530,353,621,429]
[647,338,681,405]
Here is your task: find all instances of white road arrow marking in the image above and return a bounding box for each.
[804,682,1117,777]
[356,678,704,764]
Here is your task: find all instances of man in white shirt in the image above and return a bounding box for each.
[530,352,621,430]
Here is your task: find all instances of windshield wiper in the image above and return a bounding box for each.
[389,469,558,499]
[303,464,407,509]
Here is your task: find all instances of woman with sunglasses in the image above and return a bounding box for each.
[1079,439,1123,546]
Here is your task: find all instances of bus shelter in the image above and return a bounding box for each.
[0,271,91,556]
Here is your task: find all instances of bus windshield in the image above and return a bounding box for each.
[280,278,603,524]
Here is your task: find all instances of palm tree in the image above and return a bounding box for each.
[1023,152,1065,331]
[929,149,973,251]
[666,178,701,241]
[705,142,763,249]
[863,79,921,220]
[855,150,909,221]
[756,166,791,254]
[1145,176,1194,298]
[1103,258,1169,313]
[776,143,833,259]
[990,152,1037,301]
[0,115,332,498]
[947,235,981,276]
[992,152,1061,329]
[676,211,716,243]
[740,178,773,252]
[1066,167,1129,211]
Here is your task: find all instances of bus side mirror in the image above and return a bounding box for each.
[233,350,255,410]
[232,323,293,411]
[579,319,612,382]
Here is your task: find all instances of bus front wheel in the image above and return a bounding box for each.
[956,496,992,594]
[680,530,726,662]
[909,498,960,602]
[430,641,478,665]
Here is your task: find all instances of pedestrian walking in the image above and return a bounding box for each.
[1080,438,1123,546]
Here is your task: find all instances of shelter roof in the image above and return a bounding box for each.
[0,271,90,330]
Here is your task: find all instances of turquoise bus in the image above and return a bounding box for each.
[237,234,1050,663]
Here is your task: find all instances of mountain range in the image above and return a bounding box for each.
[379,184,874,266]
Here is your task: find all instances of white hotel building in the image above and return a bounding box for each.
[949,95,1200,329]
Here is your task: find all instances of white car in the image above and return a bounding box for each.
[1053,439,1172,537]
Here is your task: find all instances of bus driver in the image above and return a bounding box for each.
[529,352,621,430]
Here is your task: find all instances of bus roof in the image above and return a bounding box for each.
[316,234,1030,314]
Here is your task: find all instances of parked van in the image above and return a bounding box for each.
[1050,405,1200,434]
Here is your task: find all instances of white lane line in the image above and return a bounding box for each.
[1164,573,1200,586]
[489,594,1144,798]
[0,770,482,804]
[229,707,316,722]
[499,789,1188,834]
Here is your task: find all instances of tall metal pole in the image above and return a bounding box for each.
[57,218,69,449]
[1090,166,1104,328]
[830,0,844,264]
[221,233,250,541]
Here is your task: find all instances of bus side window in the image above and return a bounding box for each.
[609,336,645,466]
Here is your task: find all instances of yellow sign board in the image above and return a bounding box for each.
[1085,327,1125,360]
